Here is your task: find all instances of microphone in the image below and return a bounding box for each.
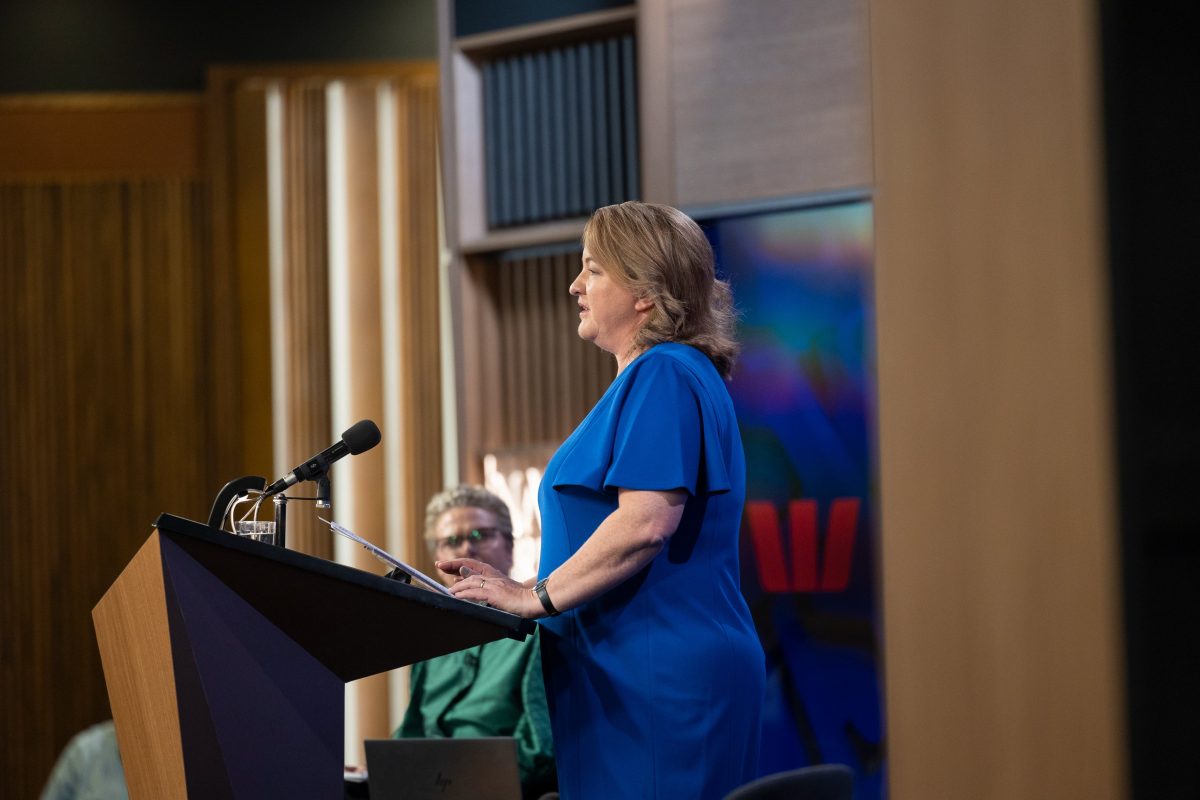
[263,419,381,497]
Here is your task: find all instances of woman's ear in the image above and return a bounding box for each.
[634,295,654,312]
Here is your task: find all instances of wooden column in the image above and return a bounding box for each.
[326,78,390,760]
[869,1,1127,797]
[385,72,444,573]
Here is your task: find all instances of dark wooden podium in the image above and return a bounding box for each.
[93,513,533,799]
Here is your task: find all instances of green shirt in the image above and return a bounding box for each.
[41,721,128,800]
[395,630,555,798]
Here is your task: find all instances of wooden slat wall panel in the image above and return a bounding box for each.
[279,81,332,559]
[469,250,614,470]
[226,84,275,478]
[213,62,441,759]
[552,253,571,435]
[638,0,873,208]
[0,177,223,800]
[389,73,444,574]
[0,65,439,795]
[459,256,504,480]
[212,65,440,567]
[460,249,608,484]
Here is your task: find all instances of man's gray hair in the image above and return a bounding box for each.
[424,485,514,548]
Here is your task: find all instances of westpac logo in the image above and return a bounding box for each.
[745,498,860,593]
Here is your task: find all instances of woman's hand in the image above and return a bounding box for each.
[435,556,506,582]
[437,557,543,618]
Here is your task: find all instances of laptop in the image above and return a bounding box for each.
[364,737,522,800]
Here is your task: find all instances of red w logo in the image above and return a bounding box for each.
[745,498,860,593]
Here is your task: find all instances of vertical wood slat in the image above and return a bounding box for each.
[515,257,532,444]
[531,256,548,443]
[479,250,613,461]
[228,84,275,478]
[278,80,332,560]
[386,72,444,572]
[464,256,505,482]
[499,260,518,446]
[555,252,575,435]
[329,80,390,759]
[205,76,258,490]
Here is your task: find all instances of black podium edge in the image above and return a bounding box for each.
[153,512,535,640]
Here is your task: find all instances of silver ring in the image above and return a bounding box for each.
[480,578,486,588]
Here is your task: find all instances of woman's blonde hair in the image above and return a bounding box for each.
[583,201,739,377]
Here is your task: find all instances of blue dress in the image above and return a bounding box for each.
[538,342,764,800]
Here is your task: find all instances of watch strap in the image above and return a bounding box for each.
[533,577,561,617]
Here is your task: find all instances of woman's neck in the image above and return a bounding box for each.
[615,343,647,375]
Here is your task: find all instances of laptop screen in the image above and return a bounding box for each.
[364,737,521,800]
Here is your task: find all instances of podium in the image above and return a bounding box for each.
[93,513,533,799]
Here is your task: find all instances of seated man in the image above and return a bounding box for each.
[395,485,556,800]
[41,720,127,800]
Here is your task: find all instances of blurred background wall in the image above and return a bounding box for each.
[1,1,1196,799]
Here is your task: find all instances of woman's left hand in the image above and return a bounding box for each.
[438,557,543,618]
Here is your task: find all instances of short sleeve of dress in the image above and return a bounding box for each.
[602,353,732,497]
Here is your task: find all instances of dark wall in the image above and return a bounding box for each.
[0,0,435,93]
[453,0,629,37]
[1100,1,1200,798]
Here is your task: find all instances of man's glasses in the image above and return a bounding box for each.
[434,527,503,551]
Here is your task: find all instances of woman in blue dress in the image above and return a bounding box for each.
[441,201,765,799]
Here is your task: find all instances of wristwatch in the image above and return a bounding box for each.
[533,577,561,617]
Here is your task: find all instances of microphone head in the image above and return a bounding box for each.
[342,419,381,455]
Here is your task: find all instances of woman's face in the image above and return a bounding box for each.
[570,247,649,356]
[429,506,513,586]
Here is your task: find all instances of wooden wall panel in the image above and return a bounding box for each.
[458,255,504,479]
[0,95,203,178]
[461,249,613,477]
[207,81,272,484]
[870,1,1125,797]
[388,72,444,573]
[0,176,225,800]
[275,81,333,559]
[639,0,873,208]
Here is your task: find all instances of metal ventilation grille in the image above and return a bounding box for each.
[482,33,639,228]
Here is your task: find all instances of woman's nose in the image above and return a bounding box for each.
[569,272,584,296]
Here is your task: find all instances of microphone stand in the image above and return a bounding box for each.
[272,494,287,549]
[315,475,331,509]
[272,471,333,550]
[211,471,338,551]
